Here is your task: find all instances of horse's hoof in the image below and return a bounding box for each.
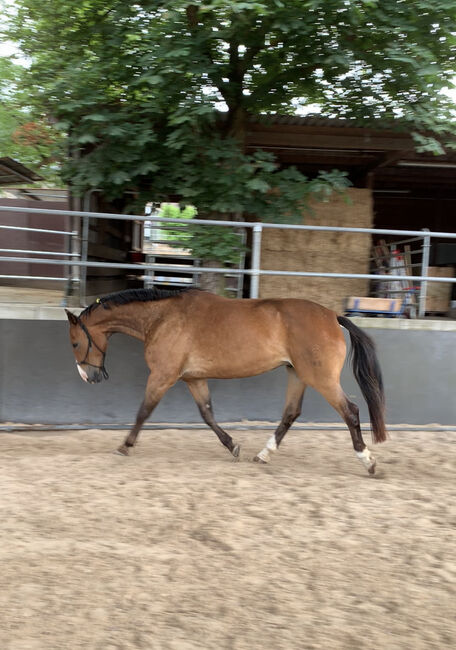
[232,444,241,459]
[368,461,376,475]
[115,446,129,456]
[253,455,268,464]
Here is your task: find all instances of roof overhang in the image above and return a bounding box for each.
[0,157,43,186]
[243,115,456,194]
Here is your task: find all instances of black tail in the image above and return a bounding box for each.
[337,316,387,443]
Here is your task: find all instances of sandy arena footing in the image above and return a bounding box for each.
[0,427,455,649]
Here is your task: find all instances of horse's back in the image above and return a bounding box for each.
[187,291,342,341]
[182,292,345,379]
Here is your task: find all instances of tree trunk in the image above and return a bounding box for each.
[199,259,226,295]
[198,103,247,296]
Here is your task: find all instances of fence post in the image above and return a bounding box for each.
[250,224,263,299]
[418,228,431,318]
[80,215,89,305]
[80,189,100,306]
[62,227,73,307]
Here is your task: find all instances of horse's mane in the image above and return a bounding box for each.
[80,286,197,319]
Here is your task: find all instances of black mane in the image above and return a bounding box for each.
[80,286,196,318]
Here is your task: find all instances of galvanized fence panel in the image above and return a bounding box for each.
[1,205,455,317]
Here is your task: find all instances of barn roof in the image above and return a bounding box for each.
[243,114,456,194]
[0,157,43,186]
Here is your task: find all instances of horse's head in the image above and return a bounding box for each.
[65,309,109,384]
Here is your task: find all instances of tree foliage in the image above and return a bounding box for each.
[0,57,62,182]
[4,0,456,210]
[158,203,247,264]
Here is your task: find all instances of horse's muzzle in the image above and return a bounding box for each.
[77,363,105,384]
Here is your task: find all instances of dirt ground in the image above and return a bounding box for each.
[0,427,455,650]
[0,286,64,305]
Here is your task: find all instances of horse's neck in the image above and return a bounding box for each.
[90,302,161,340]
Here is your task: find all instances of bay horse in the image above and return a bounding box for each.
[65,287,386,475]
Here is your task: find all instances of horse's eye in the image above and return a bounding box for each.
[72,343,79,349]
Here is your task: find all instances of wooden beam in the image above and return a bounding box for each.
[245,130,414,151]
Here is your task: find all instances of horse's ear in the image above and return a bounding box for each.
[65,309,79,326]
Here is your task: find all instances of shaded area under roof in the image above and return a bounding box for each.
[243,114,456,194]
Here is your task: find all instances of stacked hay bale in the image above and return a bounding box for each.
[425,267,455,314]
[259,189,373,313]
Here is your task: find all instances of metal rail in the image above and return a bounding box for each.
[0,275,68,281]
[0,224,77,236]
[1,205,456,239]
[0,248,79,257]
[1,205,455,317]
[2,255,455,284]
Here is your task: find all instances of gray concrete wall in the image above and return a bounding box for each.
[1,318,455,426]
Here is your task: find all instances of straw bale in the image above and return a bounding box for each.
[425,267,455,313]
[259,189,373,313]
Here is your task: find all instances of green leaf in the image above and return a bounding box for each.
[246,178,270,192]
[83,113,109,122]
[105,125,127,137]
[137,161,159,175]
[141,75,163,85]
[75,133,98,144]
[110,170,131,184]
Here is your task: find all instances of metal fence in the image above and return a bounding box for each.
[1,205,456,317]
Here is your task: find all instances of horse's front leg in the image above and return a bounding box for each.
[116,370,177,456]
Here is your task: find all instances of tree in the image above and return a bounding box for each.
[157,203,247,294]
[4,1,456,248]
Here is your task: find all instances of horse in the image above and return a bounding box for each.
[65,286,386,475]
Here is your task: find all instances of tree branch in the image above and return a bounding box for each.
[186,5,199,29]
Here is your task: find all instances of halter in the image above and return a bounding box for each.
[78,320,109,380]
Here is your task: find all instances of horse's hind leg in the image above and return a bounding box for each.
[319,383,376,475]
[254,367,305,464]
[185,379,240,458]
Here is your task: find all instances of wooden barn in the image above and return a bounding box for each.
[244,116,456,314]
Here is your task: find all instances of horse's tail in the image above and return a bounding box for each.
[337,316,387,443]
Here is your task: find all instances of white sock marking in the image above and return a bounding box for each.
[356,447,375,469]
[257,448,270,462]
[257,435,278,463]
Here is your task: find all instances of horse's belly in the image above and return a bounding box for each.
[182,348,288,380]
